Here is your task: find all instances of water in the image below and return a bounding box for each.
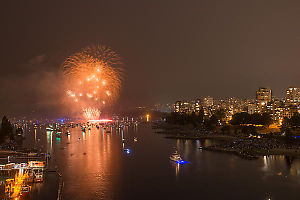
[21,124,300,200]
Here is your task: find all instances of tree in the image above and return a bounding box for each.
[221,125,231,134]
[230,112,251,125]
[0,116,13,143]
[204,115,219,130]
[289,114,300,127]
[261,113,272,127]
[213,109,226,123]
[231,112,272,126]
[281,114,300,130]
[241,125,257,135]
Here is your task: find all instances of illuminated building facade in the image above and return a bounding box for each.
[247,103,257,114]
[286,86,300,106]
[202,96,213,107]
[256,87,272,113]
[174,101,191,113]
[173,86,300,124]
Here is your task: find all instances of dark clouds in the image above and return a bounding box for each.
[1,0,300,117]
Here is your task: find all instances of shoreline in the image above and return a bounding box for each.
[202,146,300,158]
[154,124,300,159]
[164,134,237,141]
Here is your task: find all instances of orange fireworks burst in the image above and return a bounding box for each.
[63,45,122,120]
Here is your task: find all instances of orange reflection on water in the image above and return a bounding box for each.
[63,126,122,199]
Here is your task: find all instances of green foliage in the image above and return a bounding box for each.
[282,114,300,128]
[285,128,293,144]
[166,111,204,127]
[230,112,272,126]
[241,125,257,135]
[166,110,222,131]
[204,114,219,130]
[213,109,226,121]
[221,125,231,134]
[0,116,13,143]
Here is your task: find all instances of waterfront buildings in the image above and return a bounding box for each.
[174,101,190,114]
[174,97,213,116]
[174,86,300,125]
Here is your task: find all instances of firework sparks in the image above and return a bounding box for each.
[83,108,101,120]
[63,45,122,120]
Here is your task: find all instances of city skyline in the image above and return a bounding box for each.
[1,1,300,117]
[1,1,300,199]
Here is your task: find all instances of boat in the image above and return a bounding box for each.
[124,148,130,154]
[133,137,138,142]
[46,126,54,131]
[169,151,183,162]
[28,161,46,168]
[33,170,44,182]
[21,184,31,194]
[28,152,38,157]
[56,132,61,138]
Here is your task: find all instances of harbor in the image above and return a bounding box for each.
[0,122,298,199]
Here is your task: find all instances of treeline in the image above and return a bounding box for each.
[0,116,23,146]
[230,112,272,126]
[165,111,300,137]
[165,109,224,130]
[166,112,204,126]
[166,111,271,126]
[0,116,13,142]
[282,114,300,128]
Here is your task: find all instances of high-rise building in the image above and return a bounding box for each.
[202,96,213,107]
[286,86,300,106]
[283,106,298,119]
[247,103,257,114]
[256,87,272,113]
[201,97,213,116]
[174,101,190,113]
[174,101,182,113]
[194,99,201,113]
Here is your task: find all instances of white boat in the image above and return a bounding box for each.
[34,170,44,182]
[169,151,182,162]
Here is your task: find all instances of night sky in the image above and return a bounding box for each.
[1,0,300,117]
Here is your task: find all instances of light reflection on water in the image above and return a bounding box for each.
[19,124,300,200]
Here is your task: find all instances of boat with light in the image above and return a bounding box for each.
[169,151,182,162]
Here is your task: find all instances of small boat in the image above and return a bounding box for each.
[21,184,31,194]
[46,127,54,131]
[28,152,38,157]
[169,151,182,162]
[34,171,44,182]
[133,137,138,142]
[124,148,130,154]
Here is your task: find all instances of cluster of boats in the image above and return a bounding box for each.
[4,161,46,199]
